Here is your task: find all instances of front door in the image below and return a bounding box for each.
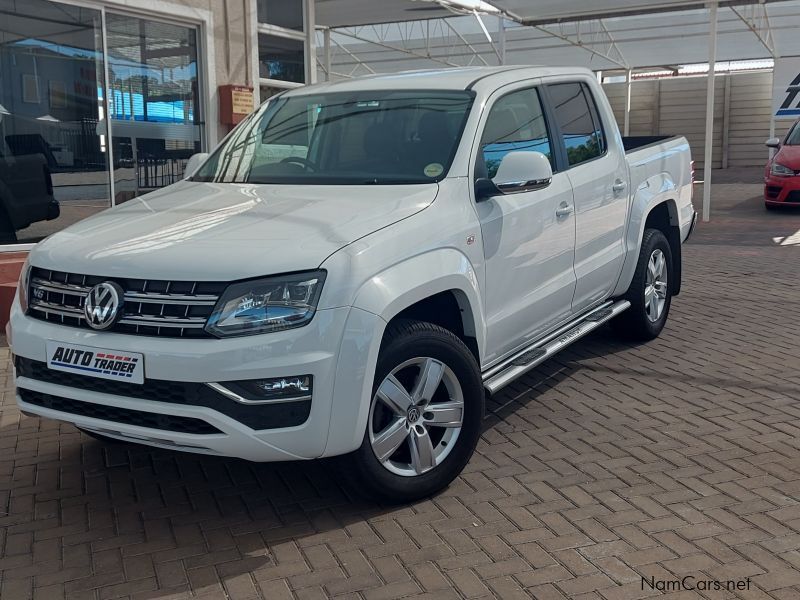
[475,86,577,365]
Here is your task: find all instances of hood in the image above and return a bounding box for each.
[32,181,438,280]
[775,144,800,169]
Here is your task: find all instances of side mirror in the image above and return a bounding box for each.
[476,151,553,201]
[184,152,209,179]
[765,137,781,149]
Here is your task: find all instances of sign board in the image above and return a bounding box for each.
[772,57,800,120]
[219,85,254,125]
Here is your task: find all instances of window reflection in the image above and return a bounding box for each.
[106,14,201,202]
[0,0,108,243]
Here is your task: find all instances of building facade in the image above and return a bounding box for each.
[0,0,314,250]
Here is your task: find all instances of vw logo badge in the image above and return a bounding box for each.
[407,406,420,423]
[84,282,124,330]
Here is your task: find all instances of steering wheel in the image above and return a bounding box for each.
[280,156,317,171]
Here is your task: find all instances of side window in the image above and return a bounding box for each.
[480,88,552,179]
[548,82,607,167]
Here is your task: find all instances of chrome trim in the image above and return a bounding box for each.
[30,301,208,329]
[206,382,312,405]
[125,292,218,306]
[483,300,631,394]
[29,302,84,318]
[31,278,91,296]
[119,315,207,329]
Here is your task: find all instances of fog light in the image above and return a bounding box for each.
[208,376,313,405]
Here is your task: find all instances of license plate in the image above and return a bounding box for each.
[46,341,144,385]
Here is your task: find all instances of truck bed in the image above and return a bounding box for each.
[622,135,679,153]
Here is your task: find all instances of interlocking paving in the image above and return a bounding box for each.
[1,170,800,599]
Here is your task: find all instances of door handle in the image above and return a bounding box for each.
[555,203,574,218]
[612,179,627,193]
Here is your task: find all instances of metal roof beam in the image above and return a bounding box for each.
[332,25,461,68]
[534,20,629,69]
[518,0,783,26]
[730,3,778,58]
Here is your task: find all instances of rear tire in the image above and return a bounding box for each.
[612,228,673,341]
[346,320,483,503]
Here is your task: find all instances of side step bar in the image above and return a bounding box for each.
[482,299,631,394]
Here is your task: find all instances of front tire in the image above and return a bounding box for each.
[347,320,483,503]
[613,228,673,341]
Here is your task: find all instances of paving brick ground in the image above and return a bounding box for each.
[1,169,799,599]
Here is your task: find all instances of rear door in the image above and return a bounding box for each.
[474,84,577,364]
[545,81,628,313]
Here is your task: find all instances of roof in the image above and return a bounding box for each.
[315,0,718,29]
[283,65,538,94]
[318,1,800,74]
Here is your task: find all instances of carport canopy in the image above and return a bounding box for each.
[311,0,800,221]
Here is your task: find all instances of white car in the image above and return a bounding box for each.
[9,66,695,501]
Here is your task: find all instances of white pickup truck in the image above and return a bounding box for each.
[9,66,695,501]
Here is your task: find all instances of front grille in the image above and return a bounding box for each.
[28,267,226,338]
[766,186,782,199]
[19,388,221,435]
[16,357,312,430]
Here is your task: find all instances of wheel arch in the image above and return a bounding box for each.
[352,248,486,363]
[324,249,485,459]
[612,173,682,297]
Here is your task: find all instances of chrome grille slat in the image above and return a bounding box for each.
[119,315,207,329]
[30,303,84,319]
[30,278,91,296]
[27,268,223,338]
[124,292,217,306]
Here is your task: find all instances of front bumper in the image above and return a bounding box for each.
[9,300,379,462]
[764,174,800,204]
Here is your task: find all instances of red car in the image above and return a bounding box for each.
[765,119,800,210]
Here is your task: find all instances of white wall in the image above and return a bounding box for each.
[604,70,792,169]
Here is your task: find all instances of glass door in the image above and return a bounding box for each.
[0,0,109,243]
[105,14,202,203]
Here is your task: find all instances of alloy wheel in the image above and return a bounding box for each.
[368,357,464,477]
[644,248,668,322]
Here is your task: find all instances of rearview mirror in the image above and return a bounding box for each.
[184,152,209,179]
[765,137,781,149]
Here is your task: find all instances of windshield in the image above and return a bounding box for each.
[786,123,800,145]
[194,90,475,185]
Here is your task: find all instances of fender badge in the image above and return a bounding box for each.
[466,234,476,245]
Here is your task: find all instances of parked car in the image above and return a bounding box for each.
[9,67,695,502]
[0,137,60,241]
[765,119,800,209]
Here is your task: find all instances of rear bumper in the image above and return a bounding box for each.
[764,175,800,204]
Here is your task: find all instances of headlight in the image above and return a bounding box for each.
[17,258,30,314]
[771,162,795,176]
[205,270,326,337]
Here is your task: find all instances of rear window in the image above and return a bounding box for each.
[548,82,607,167]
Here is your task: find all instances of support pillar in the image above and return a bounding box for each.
[702,1,718,222]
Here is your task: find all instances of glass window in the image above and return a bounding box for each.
[0,0,109,243]
[480,88,552,179]
[785,122,800,145]
[258,34,305,84]
[257,0,304,31]
[548,82,606,167]
[194,90,475,185]
[105,14,202,200]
